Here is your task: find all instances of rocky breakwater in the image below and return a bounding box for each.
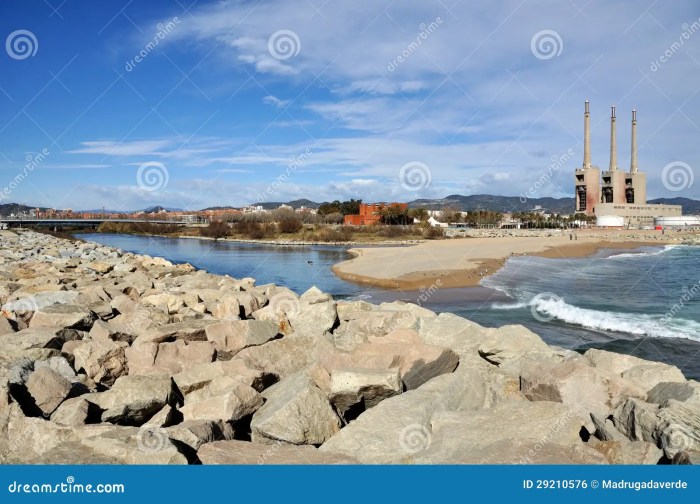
[0,229,698,465]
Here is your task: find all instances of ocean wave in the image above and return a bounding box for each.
[531,296,700,342]
[606,244,678,260]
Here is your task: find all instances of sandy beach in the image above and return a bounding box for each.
[331,229,696,290]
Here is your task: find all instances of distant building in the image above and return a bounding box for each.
[574,101,681,227]
[344,202,408,225]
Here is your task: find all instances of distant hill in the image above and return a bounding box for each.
[258,199,320,210]
[3,196,700,217]
[142,206,183,214]
[408,194,576,214]
[0,203,51,217]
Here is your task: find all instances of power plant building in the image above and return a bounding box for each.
[573,101,681,227]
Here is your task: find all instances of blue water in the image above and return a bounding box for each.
[77,233,700,379]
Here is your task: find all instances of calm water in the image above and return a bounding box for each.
[77,233,700,379]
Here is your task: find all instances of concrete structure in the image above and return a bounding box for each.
[654,216,700,228]
[573,101,683,227]
[344,202,408,225]
[574,101,601,214]
[595,203,681,227]
[600,107,627,204]
[596,215,625,227]
[625,110,646,204]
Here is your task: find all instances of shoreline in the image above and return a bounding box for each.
[75,230,424,247]
[331,236,678,290]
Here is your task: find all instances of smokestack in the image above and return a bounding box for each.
[630,109,638,173]
[609,106,617,171]
[583,100,591,169]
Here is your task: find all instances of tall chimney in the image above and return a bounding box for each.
[630,109,638,173]
[583,100,591,169]
[609,106,617,171]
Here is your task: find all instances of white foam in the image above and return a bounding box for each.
[606,244,678,260]
[531,296,700,342]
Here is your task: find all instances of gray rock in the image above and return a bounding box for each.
[205,319,279,354]
[84,375,182,426]
[584,349,685,392]
[328,367,402,419]
[133,319,216,345]
[647,381,700,405]
[173,359,270,395]
[72,339,128,386]
[28,304,95,330]
[198,440,357,464]
[51,397,94,426]
[26,367,72,416]
[589,439,662,464]
[519,359,646,423]
[165,420,234,452]
[319,367,525,464]
[179,383,262,422]
[251,371,340,445]
[125,340,215,376]
[415,402,598,464]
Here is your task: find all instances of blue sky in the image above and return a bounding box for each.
[0,0,699,211]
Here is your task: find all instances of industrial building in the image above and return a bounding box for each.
[573,101,681,227]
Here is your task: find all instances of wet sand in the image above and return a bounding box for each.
[332,231,674,290]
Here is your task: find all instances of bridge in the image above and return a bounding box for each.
[0,217,208,228]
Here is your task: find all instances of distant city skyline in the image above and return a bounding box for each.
[1,0,699,211]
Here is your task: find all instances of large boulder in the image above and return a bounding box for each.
[519,359,646,424]
[179,382,262,423]
[125,340,216,376]
[236,333,335,380]
[325,329,459,391]
[88,319,137,344]
[589,439,662,464]
[84,375,182,426]
[415,402,602,464]
[584,349,685,392]
[198,440,357,464]
[205,319,279,354]
[251,371,340,445]
[478,324,576,372]
[173,359,271,395]
[28,304,95,330]
[25,367,72,416]
[647,381,700,405]
[165,420,235,453]
[132,319,217,346]
[51,397,96,426]
[319,366,522,464]
[328,367,402,420]
[71,339,128,386]
[286,287,337,336]
[0,327,76,353]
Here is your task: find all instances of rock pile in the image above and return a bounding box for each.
[0,229,698,464]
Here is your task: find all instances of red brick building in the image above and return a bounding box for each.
[343,202,408,225]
